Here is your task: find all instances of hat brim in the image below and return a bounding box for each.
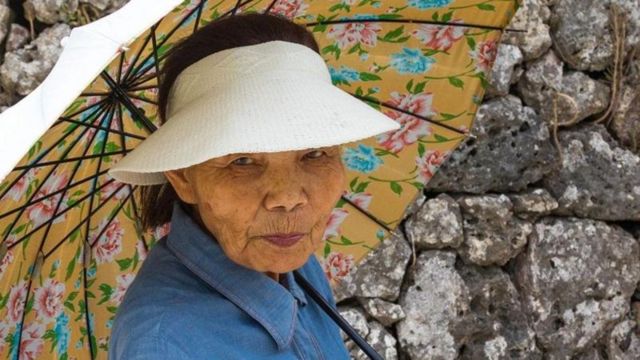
[108,76,401,185]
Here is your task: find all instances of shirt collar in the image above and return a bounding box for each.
[165,202,308,350]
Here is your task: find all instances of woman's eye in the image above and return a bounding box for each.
[231,157,254,166]
[304,150,326,160]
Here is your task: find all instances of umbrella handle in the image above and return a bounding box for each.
[292,270,384,360]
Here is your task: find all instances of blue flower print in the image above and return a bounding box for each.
[329,65,360,85]
[342,144,383,173]
[54,312,70,354]
[390,47,435,74]
[408,0,453,9]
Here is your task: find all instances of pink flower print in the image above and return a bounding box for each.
[153,222,171,241]
[342,190,373,210]
[327,22,382,49]
[322,208,349,241]
[19,322,44,360]
[25,171,69,227]
[322,251,355,282]
[410,21,466,52]
[33,278,65,323]
[416,149,448,183]
[269,0,309,19]
[136,239,148,262]
[471,40,498,74]
[3,167,41,202]
[7,280,28,324]
[92,217,124,264]
[377,91,435,153]
[99,177,129,203]
[111,273,135,305]
[0,249,14,279]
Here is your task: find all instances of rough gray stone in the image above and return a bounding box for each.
[502,0,553,61]
[555,71,611,124]
[518,54,611,125]
[0,5,11,46]
[507,188,559,221]
[454,263,541,359]
[405,193,464,250]
[26,0,79,24]
[517,50,564,110]
[542,124,640,220]
[351,321,398,360]
[606,319,640,359]
[0,22,70,95]
[358,297,405,327]
[425,95,556,194]
[338,306,369,343]
[455,194,533,266]
[550,0,640,71]
[396,251,469,360]
[487,44,524,97]
[334,230,412,302]
[6,23,30,52]
[513,217,640,358]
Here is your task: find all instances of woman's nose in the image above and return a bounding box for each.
[262,171,308,212]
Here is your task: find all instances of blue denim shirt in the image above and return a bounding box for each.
[109,202,350,359]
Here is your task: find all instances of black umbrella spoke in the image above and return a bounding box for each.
[117,49,126,85]
[13,151,128,171]
[42,181,133,259]
[125,0,208,87]
[126,93,158,106]
[56,117,145,141]
[120,24,155,89]
[304,18,507,33]
[0,99,111,198]
[87,186,131,250]
[339,194,392,234]
[1,102,116,246]
[81,98,122,358]
[4,179,115,251]
[15,102,118,359]
[127,189,148,253]
[59,96,111,121]
[101,71,157,134]
[0,169,110,220]
[353,94,467,136]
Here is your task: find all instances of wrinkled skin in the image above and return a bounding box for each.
[164,145,346,282]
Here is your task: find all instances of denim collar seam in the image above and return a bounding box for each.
[167,238,295,350]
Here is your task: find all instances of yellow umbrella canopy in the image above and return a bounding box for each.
[0,0,519,359]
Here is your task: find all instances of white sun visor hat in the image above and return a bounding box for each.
[108,39,401,185]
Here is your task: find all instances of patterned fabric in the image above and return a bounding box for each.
[108,201,350,359]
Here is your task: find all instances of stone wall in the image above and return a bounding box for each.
[0,0,638,359]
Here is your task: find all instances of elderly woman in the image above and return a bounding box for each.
[107,12,399,360]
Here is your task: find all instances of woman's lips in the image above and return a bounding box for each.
[262,233,305,247]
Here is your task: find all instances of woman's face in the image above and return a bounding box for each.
[164,145,346,275]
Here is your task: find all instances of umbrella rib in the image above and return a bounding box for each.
[13,151,128,170]
[339,194,392,233]
[127,187,149,253]
[120,24,155,87]
[42,182,132,259]
[1,101,115,245]
[352,94,468,136]
[0,169,110,220]
[304,18,507,32]
[80,99,123,360]
[0,99,112,201]
[55,117,146,140]
[13,102,117,360]
[124,0,207,87]
[101,71,158,133]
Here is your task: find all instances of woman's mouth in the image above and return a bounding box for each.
[262,233,305,247]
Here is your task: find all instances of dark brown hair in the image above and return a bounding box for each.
[138,12,320,231]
